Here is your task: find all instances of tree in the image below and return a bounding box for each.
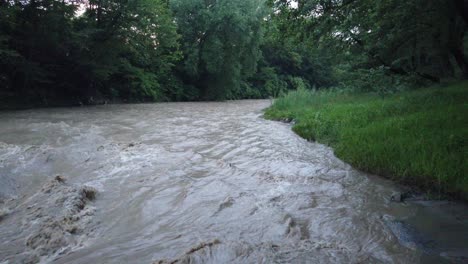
[273,0,468,84]
[77,0,181,101]
[0,0,181,106]
[253,1,335,94]
[170,0,266,100]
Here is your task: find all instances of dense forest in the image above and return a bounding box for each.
[1,0,467,107]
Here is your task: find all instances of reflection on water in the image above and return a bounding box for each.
[0,101,467,263]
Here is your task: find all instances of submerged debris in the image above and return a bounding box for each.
[0,205,9,221]
[154,239,222,264]
[187,240,221,254]
[81,185,97,201]
[55,175,66,183]
[384,219,436,254]
[390,192,403,202]
[390,190,427,203]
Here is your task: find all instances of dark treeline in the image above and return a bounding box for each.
[1,0,467,107]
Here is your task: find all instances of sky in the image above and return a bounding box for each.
[290,1,298,9]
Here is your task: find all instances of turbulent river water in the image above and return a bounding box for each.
[0,100,467,264]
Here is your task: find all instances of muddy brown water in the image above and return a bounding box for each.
[0,100,467,264]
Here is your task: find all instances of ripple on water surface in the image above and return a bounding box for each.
[0,101,467,264]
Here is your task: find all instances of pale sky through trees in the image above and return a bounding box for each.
[290,0,298,8]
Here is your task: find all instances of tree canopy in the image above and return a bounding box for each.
[170,0,266,100]
[274,0,468,87]
[0,0,467,107]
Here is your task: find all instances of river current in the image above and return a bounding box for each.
[0,100,467,263]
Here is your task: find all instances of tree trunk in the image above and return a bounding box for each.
[451,47,468,79]
[97,0,102,27]
[454,0,468,25]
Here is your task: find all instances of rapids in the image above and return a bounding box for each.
[0,100,467,263]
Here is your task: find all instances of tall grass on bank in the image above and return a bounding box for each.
[265,82,468,200]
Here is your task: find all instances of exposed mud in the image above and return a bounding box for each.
[0,100,467,263]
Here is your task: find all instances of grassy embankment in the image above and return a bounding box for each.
[265,82,468,200]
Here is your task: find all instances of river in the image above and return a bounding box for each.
[0,100,467,263]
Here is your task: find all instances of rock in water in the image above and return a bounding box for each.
[390,192,403,202]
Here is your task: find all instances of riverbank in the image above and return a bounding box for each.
[264,82,468,201]
[2,99,468,262]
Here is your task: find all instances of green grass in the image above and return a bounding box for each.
[265,82,468,200]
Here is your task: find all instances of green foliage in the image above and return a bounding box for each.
[170,0,266,100]
[1,0,466,106]
[331,65,433,97]
[272,0,468,88]
[265,81,468,199]
[0,0,181,106]
[250,8,335,96]
[75,0,182,102]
